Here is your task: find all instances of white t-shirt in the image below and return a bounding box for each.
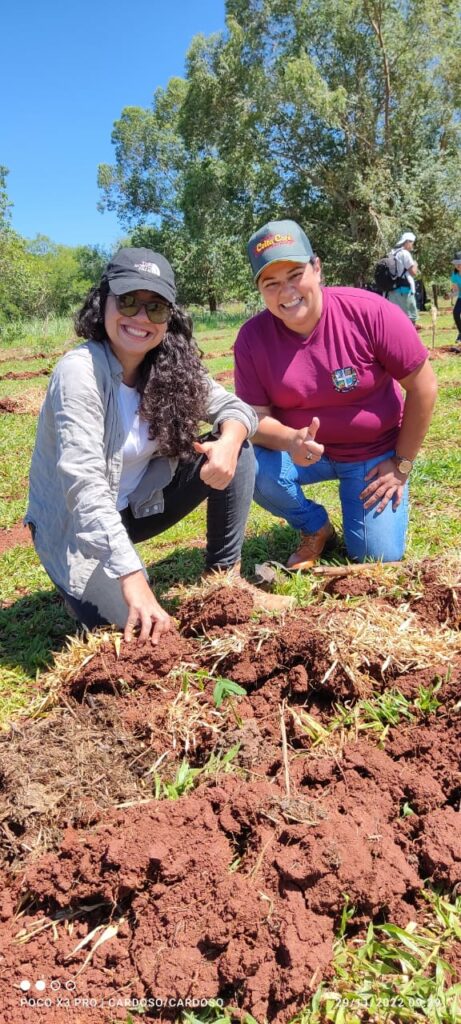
[116,383,158,511]
[391,247,416,294]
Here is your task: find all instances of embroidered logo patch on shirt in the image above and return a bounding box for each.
[331,366,358,392]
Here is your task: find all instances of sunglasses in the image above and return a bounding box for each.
[114,293,171,324]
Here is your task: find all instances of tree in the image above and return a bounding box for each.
[0,172,48,324]
[0,232,49,324]
[74,244,111,287]
[98,73,253,310]
[99,0,461,291]
[208,0,461,283]
[25,239,112,315]
[0,166,12,229]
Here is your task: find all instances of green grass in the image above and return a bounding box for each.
[190,303,258,331]
[301,892,461,1023]
[0,314,74,352]
[0,376,49,400]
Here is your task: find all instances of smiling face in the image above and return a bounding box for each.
[104,289,169,383]
[257,259,323,335]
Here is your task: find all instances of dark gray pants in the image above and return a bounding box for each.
[58,440,255,630]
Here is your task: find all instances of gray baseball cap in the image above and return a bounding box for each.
[247,220,314,281]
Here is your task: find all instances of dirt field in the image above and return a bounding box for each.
[0,562,460,1023]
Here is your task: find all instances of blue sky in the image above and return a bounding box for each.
[1,0,226,249]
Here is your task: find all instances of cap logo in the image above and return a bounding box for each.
[134,261,161,276]
[255,233,295,255]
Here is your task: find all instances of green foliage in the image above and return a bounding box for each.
[74,243,110,285]
[99,0,461,290]
[0,313,73,351]
[0,175,47,324]
[212,676,247,708]
[292,677,447,750]
[0,165,12,229]
[130,222,251,310]
[292,688,417,747]
[358,690,415,729]
[182,1002,258,1024]
[414,680,442,716]
[0,230,112,327]
[151,745,241,799]
[0,230,48,324]
[152,758,201,799]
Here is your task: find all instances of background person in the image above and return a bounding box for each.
[386,231,419,324]
[234,219,437,569]
[26,248,259,644]
[450,251,461,346]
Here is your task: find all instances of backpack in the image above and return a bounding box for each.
[374,252,407,294]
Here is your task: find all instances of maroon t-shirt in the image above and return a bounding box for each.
[234,287,428,461]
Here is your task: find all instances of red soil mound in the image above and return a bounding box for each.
[0,572,459,1022]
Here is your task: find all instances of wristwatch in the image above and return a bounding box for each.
[393,455,414,475]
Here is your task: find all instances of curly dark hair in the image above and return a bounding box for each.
[74,283,209,458]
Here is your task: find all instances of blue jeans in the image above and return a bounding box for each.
[253,446,409,562]
[387,289,418,324]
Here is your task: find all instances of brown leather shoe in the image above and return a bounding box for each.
[286,521,336,571]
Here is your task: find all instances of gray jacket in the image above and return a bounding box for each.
[25,340,258,597]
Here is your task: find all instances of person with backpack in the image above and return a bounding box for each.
[381,232,419,324]
[234,219,437,569]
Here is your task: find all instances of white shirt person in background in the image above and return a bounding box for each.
[387,231,419,325]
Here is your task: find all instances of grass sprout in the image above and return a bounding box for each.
[212,677,247,708]
[152,744,241,800]
[290,680,447,751]
[414,681,443,716]
[357,690,415,728]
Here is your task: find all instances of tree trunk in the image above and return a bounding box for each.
[208,293,218,313]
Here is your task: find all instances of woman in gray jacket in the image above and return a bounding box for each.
[26,247,258,644]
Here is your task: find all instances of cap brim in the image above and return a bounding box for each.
[108,274,174,304]
[254,254,312,281]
